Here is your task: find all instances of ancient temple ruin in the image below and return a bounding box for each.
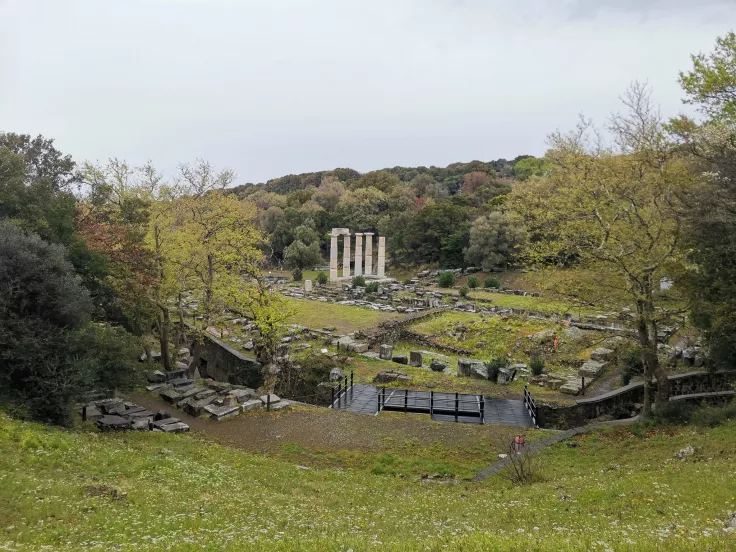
[329,228,387,282]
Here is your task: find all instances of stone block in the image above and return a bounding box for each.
[270,401,292,411]
[457,359,473,377]
[152,417,181,429]
[579,360,607,379]
[392,355,408,365]
[352,342,369,353]
[409,351,422,367]
[169,377,195,388]
[231,389,258,403]
[160,389,181,404]
[147,370,166,383]
[304,279,313,293]
[373,370,411,384]
[98,399,125,415]
[260,394,281,405]
[204,404,240,421]
[590,348,614,362]
[96,415,131,430]
[160,422,190,433]
[379,344,394,360]
[430,359,447,372]
[330,367,344,381]
[560,378,583,396]
[146,383,170,392]
[194,389,216,400]
[82,405,103,420]
[164,368,188,381]
[241,399,263,413]
[470,362,488,380]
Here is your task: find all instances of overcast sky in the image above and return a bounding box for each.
[1,1,734,184]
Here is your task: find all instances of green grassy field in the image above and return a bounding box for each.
[1,412,735,551]
[283,296,401,333]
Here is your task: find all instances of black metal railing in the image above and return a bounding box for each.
[376,388,485,423]
[329,370,354,409]
[523,385,538,428]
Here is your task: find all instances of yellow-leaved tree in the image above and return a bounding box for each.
[511,84,698,416]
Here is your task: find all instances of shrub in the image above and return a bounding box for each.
[459,286,469,298]
[403,278,412,285]
[504,443,541,485]
[365,282,379,293]
[352,275,366,287]
[438,271,456,288]
[486,357,509,383]
[484,276,501,289]
[618,345,644,385]
[292,267,303,281]
[467,275,479,289]
[316,271,328,286]
[530,356,545,376]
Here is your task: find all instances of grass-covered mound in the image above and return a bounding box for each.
[1,412,735,551]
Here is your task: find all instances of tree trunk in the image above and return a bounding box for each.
[159,309,172,371]
[636,308,653,418]
[187,337,202,379]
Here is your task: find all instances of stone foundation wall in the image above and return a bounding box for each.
[198,333,263,389]
[537,370,736,429]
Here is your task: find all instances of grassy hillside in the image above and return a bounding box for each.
[1,412,735,551]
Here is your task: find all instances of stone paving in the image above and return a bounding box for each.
[332,384,534,427]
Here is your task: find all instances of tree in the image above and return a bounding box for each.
[464,211,528,270]
[673,32,736,367]
[312,176,346,211]
[350,170,401,193]
[402,199,471,267]
[0,220,140,424]
[336,187,389,231]
[511,84,697,416]
[0,133,78,245]
[168,188,264,373]
[513,156,547,181]
[679,31,736,120]
[461,171,489,195]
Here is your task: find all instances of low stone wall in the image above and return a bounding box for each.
[198,333,263,389]
[360,308,443,347]
[537,370,736,429]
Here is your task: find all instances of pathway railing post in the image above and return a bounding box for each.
[404,389,408,413]
[480,395,484,424]
[331,387,335,408]
[267,394,271,412]
[455,392,459,422]
[582,376,586,396]
[430,391,434,416]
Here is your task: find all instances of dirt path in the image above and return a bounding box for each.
[127,391,542,456]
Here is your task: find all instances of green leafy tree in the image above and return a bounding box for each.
[673,32,736,367]
[0,220,140,424]
[464,211,528,270]
[511,84,697,416]
[513,156,547,181]
[283,220,323,271]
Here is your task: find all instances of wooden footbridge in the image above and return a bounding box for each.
[330,379,536,428]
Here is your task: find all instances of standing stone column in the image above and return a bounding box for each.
[329,231,339,282]
[354,233,363,277]
[377,236,386,278]
[342,233,351,279]
[364,233,374,276]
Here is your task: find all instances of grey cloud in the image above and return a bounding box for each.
[566,0,735,18]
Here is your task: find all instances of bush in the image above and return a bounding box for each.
[438,271,456,288]
[365,282,379,293]
[486,357,509,383]
[403,278,412,285]
[292,267,303,281]
[316,271,328,286]
[484,276,501,289]
[530,356,545,376]
[618,345,644,385]
[352,275,366,287]
[467,275,479,289]
[459,286,469,298]
[505,444,541,485]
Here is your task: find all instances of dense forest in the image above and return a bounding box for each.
[229,156,540,270]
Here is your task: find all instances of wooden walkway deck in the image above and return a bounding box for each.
[332,384,534,428]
